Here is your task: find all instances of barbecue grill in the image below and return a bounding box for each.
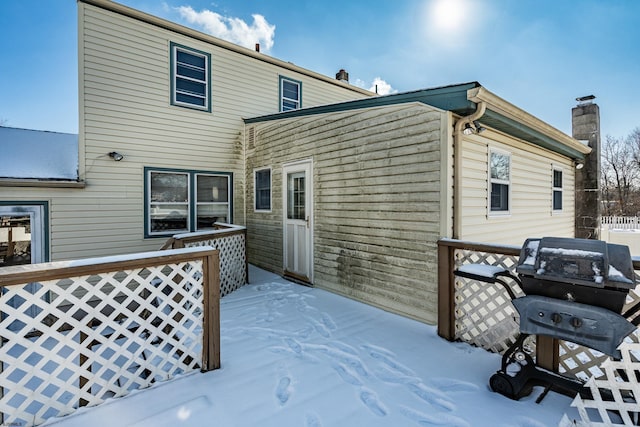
[454,236,640,402]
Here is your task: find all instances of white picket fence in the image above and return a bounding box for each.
[602,216,640,230]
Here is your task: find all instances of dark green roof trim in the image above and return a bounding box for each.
[244,82,480,124]
[245,80,586,161]
[481,110,587,160]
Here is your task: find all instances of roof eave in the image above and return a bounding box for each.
[467,87,591,160]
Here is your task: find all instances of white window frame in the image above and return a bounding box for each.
[488,148,511,216]
[195,173,231,230]
[145,168,232,237]
[280,76,301,112]
[254,167,272,212]
[147,170,191,236]
[552,166,563,212]
[171,43,210,111]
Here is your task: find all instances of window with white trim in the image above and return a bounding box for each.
[280,76,301,111]
[553,168,563,211]
[254,168,272,211]
[171,43,211,111]
[146,168,231,237]
[489,149,511,213]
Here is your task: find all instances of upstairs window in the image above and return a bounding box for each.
[254,168,272,211]
[489,149,511,213]
[553,168,563,211]
[171,43,211,111]
[280,76,301,111]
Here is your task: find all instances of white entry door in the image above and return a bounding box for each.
[1,204,47,329]
[283,160,313,283]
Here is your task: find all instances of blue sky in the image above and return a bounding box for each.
[1,0,639,139]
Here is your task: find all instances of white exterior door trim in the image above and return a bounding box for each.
[282,159,313,283]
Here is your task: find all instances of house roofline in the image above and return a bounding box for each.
[245,81,591,161]
[244,82,481,123]
[78,0,374,97]
[467,87,591,157]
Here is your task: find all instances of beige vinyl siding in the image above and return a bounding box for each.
[246,103,447,324]
[0,3,369,262]
[459,129,576,246]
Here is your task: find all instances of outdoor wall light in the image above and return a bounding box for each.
[575,162,584,170]
[108,151,124,161]
[462,122,475,135]
[473,121,486,133]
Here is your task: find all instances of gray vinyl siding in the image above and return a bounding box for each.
[246,103,447,324]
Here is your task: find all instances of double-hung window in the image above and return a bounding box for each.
[489,149,511,214]
[254,168,272,211]
[552,168,563,211]
[280,76,301,111]
[171,43,211,111]
[146,168,231,237]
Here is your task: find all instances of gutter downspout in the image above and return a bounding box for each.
[453,102,487,239]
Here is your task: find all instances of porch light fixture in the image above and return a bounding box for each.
[575,162,584,170]
[473,121,486,133]
[108,151,124,161]
[462,122,474,135]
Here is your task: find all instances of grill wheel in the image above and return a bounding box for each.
[489,372,514,399]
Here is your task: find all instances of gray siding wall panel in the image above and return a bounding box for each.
[246,103,445,324]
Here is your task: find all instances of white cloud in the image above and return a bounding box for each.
[176,6,275,52]
[353,77,398,95]
[369,77,397,95]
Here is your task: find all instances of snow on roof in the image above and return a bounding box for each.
[49,265,577,427]
[0,126,78,180]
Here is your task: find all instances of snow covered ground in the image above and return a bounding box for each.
[45,266,577,427]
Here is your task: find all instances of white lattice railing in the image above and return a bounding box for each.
[0,247,220,426]
[162,223,247,297]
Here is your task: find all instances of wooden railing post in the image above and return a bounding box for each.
[536,336,559,372]
[79,330,89,407]
[437,240,456,341]
[201,251,221,371]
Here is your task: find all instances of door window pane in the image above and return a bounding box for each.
[287,172,305,220]
[0,215,31,267]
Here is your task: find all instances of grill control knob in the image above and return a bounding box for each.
[570,317,583,328]
[551,313,562,324]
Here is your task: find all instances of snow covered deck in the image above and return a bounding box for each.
[46,266,575,427]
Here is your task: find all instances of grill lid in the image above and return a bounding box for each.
[516,237,635,290]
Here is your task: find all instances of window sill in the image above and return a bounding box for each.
[487,211,512,218]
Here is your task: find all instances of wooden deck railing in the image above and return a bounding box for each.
[162,223,248,297]
[437,237,640,378]
[0,247,220,426]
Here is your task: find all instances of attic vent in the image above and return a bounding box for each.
[248,127,255,149]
